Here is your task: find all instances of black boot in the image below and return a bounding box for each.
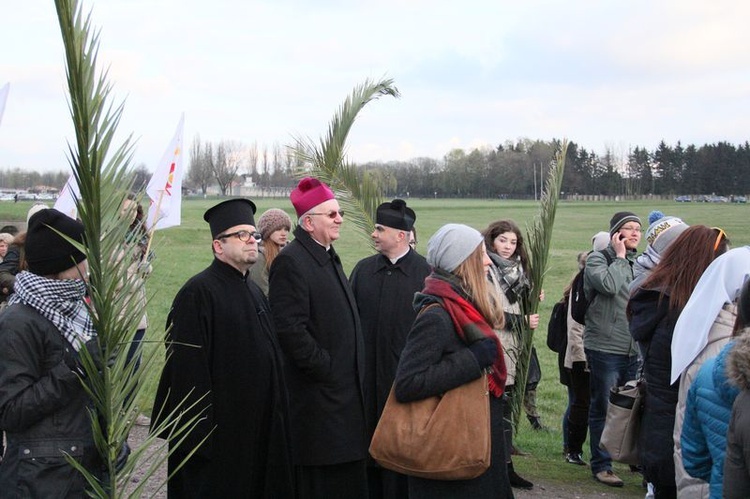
[527,414,545,431]
[507,461,533,490]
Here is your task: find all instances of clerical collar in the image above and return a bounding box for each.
[387,248,410,265]
[311,236,330,251]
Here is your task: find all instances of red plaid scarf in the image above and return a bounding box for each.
[421,275,507,397]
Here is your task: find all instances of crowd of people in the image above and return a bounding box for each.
[554,209,749,498]
[0,179,749,498]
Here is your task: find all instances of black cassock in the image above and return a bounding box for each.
[349,249,431,445]
[152,259,294,498]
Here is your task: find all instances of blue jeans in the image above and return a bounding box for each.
[585,348,638,475]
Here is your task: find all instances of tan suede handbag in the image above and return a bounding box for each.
[369,372,491,480]
[599,378,644,465]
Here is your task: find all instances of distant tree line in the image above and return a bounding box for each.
[0,164,151,193]
[358,139,750,199]
[5,138,749,198]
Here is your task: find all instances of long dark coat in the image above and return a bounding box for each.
[0,304,102,497]
[628,287,679,488]
[269,226,366,466]
[349,249,430,443]
[151,259,294,498]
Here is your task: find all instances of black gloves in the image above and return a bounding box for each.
[63,337,104,378]
[62,343,86,377]
[468,337,498,368]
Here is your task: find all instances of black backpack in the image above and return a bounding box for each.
[546,298,568,353]
[570,250,613,325]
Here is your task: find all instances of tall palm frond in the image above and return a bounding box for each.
[55,1,202,496]
[293,78,400,240]
[509,140,568,433]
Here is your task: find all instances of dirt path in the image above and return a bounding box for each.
[126,421,166,498]
[126,423,642,498]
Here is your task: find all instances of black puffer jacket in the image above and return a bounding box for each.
[0,303,101,498]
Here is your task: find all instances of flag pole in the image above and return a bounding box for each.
[144,189,166,260]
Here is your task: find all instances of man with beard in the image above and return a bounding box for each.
[152,198,294,498]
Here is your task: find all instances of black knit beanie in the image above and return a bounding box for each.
[609,211,641,236]
[25,208,86,276]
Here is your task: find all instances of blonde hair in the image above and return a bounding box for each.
[453,245,505,329]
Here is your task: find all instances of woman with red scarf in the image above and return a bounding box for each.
[394,223,514,498]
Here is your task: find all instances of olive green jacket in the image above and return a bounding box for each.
[583,245,638,356]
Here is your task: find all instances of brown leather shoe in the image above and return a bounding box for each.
[594,470,624,487]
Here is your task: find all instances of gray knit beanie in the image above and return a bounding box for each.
[427,223,483,273]
[257,208,292,240]
[645,214,689,254]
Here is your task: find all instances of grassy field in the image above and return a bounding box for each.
[2,197,746,495]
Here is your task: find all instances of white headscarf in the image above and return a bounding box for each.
[670,246,750,383]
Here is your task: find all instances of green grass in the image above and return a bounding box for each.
[3,197,746,495]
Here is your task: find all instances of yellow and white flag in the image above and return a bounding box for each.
[146,114,184,230]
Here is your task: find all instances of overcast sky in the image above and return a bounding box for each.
[2,1,749,173]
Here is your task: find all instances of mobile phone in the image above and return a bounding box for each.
[619,233,626,241]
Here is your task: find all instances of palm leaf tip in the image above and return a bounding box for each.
[293,77,400,244]
[509,140,568,433]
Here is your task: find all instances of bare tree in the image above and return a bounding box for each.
[272,142,281,176]
[247,141,259,183]
[260,145,270,177]
[213,140,244,196]
[131,162,151,191]
[284,146,294,176]
[188,135,213,195]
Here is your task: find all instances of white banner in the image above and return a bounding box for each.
[146,114,184,230]
[53,174,80,219]
[0,82,9,128]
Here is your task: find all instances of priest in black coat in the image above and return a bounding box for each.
[349,199,431,499]
[152,198,294,498]
[269,178,368,498]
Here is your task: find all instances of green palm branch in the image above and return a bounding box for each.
[292,78,400,241]
[510,140,568,433]
[55,1,203,496]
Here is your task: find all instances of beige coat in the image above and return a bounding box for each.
[673,303,736,499]
[564,297,586,369]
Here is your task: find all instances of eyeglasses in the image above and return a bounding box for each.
[712,227,727,252]
[216,230,261,243]
[308,210,345,219]
[619,225,641,233]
